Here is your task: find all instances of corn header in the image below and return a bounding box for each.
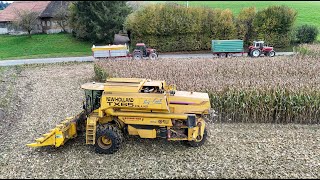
[27,78,212,154]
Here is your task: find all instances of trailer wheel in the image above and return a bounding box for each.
[184,128,208,147]
[268,50,276,57]
[219,53,226,58]
[227,53,233,58]
[95,124,123,154]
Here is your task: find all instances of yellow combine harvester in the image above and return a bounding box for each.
[27,78,212,154]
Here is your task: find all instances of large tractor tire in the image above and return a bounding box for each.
[250,49,261,57]
[149,53,157,60]
[184,128,208,147]
[133,53,142,60]
[95,124,124,154]
[267,50,276,57]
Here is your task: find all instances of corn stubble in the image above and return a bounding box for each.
[95,55,320,124]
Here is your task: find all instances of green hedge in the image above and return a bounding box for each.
[125,3,237,52]
[125,3,297,52]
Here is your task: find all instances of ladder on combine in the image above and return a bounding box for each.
[26,111,86,148]
[86,113,99,144]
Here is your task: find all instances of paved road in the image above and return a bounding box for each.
[0,52,295,67]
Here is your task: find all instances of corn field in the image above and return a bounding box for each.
[94,55,320,124]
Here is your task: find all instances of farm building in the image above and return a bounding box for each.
[0,1,71,35]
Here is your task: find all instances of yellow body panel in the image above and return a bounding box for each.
[118,117,172,127]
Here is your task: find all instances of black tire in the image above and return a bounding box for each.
[219,53,226,58]
[184,128,208,147]
[95,124,123,154]
[268,50,276,57]
[149,53,157,60]
[133,53,142,60]
[250,49,261,57]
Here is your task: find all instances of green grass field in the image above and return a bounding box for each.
[0,33,92,60]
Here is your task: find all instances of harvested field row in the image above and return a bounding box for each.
[95,55,320,124]
[0,62,319,178]
[95,56,320,91]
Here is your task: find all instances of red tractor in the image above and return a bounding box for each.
[133,43,158,60]
[248,41,276,57]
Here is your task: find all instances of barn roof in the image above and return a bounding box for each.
[0,1,50,22]
[39,1,71,18]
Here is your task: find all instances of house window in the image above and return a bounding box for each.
[47,21,51,27]
[0,23,6,28]
[42,21,45,26]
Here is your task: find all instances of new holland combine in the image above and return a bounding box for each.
[27,78,212,154]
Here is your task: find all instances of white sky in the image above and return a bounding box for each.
[2,1,13,3]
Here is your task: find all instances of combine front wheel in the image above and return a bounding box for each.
[95,124,123,154]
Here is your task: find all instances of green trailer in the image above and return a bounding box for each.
[211,40,244,58]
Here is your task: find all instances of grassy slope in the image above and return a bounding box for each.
[186,1,320,27]
[159,1,320,27]
[0,33,92,60]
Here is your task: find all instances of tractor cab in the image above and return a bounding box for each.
[253,41,265,49]
[133,43,158,60]
[135,43,148,56]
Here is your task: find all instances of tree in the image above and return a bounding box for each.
[13,9,39,37]
[296,24,319,44]
[69,1,132,44]
[253,6,297,47]
[236,7,257,46]
[0,1,10,10]
[54,6,69,32]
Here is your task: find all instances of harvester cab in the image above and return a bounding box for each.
[133,43,158,60]
[248,40,276,57]
[27,78,212,154]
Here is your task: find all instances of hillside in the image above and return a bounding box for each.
[0,34,92,60]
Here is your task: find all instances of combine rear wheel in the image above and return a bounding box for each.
[95,124,123,154]
[184,128,208,147]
